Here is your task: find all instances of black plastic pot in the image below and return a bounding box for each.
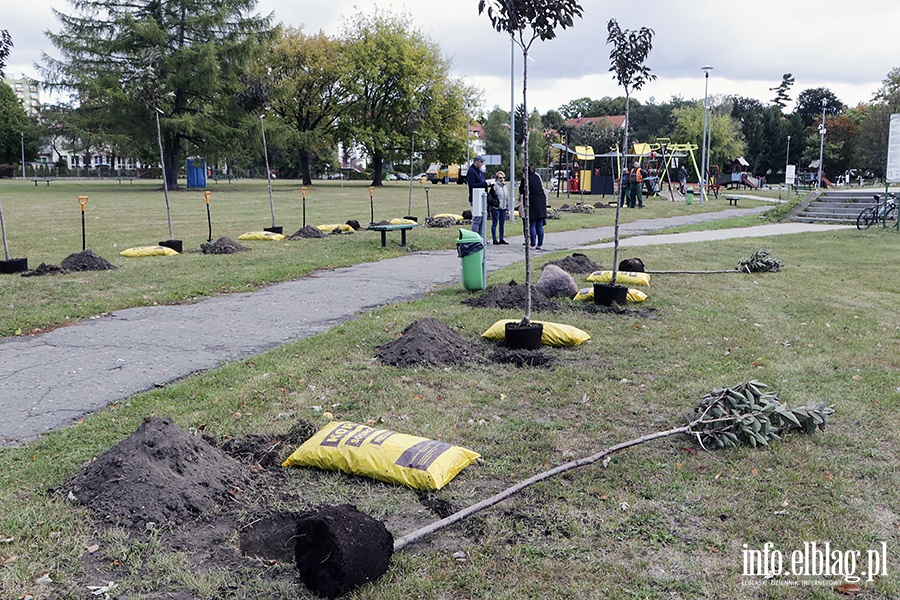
[0,258,28,274]
[264,226,283,235]
[505,321,543,350]
[159,239,183,253]
[593,282,628,306]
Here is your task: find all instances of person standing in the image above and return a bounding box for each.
[678,165,688,195]
[619,168,629,206]
[466,156,487,237]
[627,161,646,208]
[489,171,510,244]
[523,167,547,250]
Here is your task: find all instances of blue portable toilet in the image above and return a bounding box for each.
[186,156,207,188]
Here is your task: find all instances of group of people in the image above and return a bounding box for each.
[466,156,547,250]
[619,161,649,209]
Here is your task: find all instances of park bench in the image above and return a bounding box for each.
[366,222,419,247]
[116,177,136,185]
[211,174,233,183]
[31,178,53,186]
[727,196,739,206]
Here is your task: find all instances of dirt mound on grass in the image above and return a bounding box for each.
[288,226,327,239]
[544,253,602,274]
[63,416,247,529]
[462,280,559,312]
[61,249,117,271]
[21,250,116,276]
[201,236,251,254]
[21,262,66,277]
[376,317,482,367]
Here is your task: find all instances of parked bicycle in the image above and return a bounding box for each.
[856,192,898,230]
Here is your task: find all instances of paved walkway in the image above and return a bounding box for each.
[0,207,849,447]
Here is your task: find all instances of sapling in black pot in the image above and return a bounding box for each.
[479,0,584,348]
[598,19,655,306]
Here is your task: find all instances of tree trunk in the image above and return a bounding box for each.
[299,152,312,186]
[522,45,532,324]
[370,150,384,186]
[163,135,180,190]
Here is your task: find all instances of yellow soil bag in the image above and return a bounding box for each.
[119,245,179,257]
[586,270,651,286]
[481,319,591,347]
[316,223,354,233]
[282,421,480,490]
[573,287,648,303]
[388,218,417,225]
[238,231,285,241]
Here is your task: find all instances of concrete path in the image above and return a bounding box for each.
[0,207,847,447]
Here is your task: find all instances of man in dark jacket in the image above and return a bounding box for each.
[466,156,487,237]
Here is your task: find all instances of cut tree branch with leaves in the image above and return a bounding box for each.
[478,0,583,323]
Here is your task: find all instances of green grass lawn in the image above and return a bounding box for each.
[0,178,761,337]
[0,178,897,599]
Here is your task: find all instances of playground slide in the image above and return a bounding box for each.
[821,175,833,188]
[741,174,761,189]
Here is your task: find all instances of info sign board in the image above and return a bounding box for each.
[886,114,900,183]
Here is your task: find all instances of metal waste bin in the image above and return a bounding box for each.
[457,229,485,291]
[685,189,693,205]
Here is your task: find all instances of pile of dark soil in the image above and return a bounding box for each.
[426,216,456,228]
[62,250,117,271]
[376,317,482,367]
[21,262,66,277]
[201,236,251,254]
[462,280,559,312]
[287,226,326,239]
[62,416,248,528]
[544,253,602,274]
[22,250,117,277]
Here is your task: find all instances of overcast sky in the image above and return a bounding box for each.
[4,0,898,115]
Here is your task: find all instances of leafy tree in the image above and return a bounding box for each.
[629,96,690,143]
[0,83,36,166]
[482,107,512,174]
[41,0,274,189]
[559,96,628,118]
[770,73,794,108]
[341,11,469,186]
[0,30,12,78]
[727,96,786,175]
[872,66,900,102]
[853,94,900,177]
[541,109,565,132]
[479,0,583,324]
[262,28,349,185]
[672,101,745,177]
[606,18,655,285]
[794,87,845,128]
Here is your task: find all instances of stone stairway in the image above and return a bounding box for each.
[791,189,879,224]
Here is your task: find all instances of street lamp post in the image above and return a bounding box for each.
[20,132,25,180]
[817,102,826,190]
[699,65,713,205]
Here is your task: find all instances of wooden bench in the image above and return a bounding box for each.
[211,174,233,183]
[727,196,739,206]
[32,178,53,186]
[366,223,419,247]
[116,177,136,185]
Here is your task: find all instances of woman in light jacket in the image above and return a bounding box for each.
[489,171,510,244]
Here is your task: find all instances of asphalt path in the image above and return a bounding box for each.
[0,206,850,447]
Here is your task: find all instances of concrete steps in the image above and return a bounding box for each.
[791,190,878,224]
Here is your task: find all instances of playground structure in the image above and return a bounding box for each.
[548,137,736,204]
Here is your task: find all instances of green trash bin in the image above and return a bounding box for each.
[685,189,693,205]
[457,229,485,291]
